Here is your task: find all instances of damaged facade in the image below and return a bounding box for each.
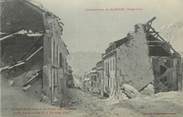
[0,0,72,105]
[84,17,182,97]
[83,60,104,95]
[146,20,182,93]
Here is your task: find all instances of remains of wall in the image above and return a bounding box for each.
[43,14,70,105]
[116,24,154,97]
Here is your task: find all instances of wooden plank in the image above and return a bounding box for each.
[0,61,25,71]
[146,17,156,26]
[147,41,165,43]
[23,73,39,87]
[0,46,43,71]
[146,24,178,54]
[8,61,25,69]
[0,33,14,41]
[0,30,24,41]
[0,66,9,72]
[0,30,43,41]
[25,46,43,61]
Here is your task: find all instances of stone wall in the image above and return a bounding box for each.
[43,13,69,105]
[103,53,116,96]
[116,24,154,95]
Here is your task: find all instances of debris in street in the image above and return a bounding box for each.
[22,84,31,91]
[140,83,155,96]
[121,84,141,99]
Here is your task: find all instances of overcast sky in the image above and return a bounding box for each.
[36,0,183,53]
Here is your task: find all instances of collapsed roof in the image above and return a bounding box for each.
[104,17,181,58]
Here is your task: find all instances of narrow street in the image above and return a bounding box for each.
[0,76,141,117]
[1,76,183,117]
[1,77,54,117]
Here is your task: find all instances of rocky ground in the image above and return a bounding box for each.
[1,77,183,117]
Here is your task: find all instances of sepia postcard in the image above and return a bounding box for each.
[0,0,183,117]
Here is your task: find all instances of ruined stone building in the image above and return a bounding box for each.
[86,67,99,93]
[83,65,103,94]
[145,19,182,93]
[83,60,104,95]
[0,0,71,104]
[89,17,182,97]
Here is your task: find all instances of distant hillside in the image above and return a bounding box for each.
[69,51,101,76]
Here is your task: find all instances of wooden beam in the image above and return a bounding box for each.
[146,17,156,25]
[23,71,41,87]
[147,41,165,43]
[148,44,162,47]
[8,61,25,69]
[25,46,43,61]
[0,61,25,72]
[0,30,43,41]
[147,25,177,54]
[0,30,23,41]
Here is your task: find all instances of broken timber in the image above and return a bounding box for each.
[25,46,43,61]
[0,30,43,41]
[145,17,178,55]
[0,46,43,72]
[0,30,23,41]
[23,70,42,87]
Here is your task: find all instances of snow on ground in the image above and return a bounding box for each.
[113,91,183,117]
[1,76,183,117]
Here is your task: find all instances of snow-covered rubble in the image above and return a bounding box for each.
[2,74,183,117]
[121,84,141,99]
[140,84,154,96]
